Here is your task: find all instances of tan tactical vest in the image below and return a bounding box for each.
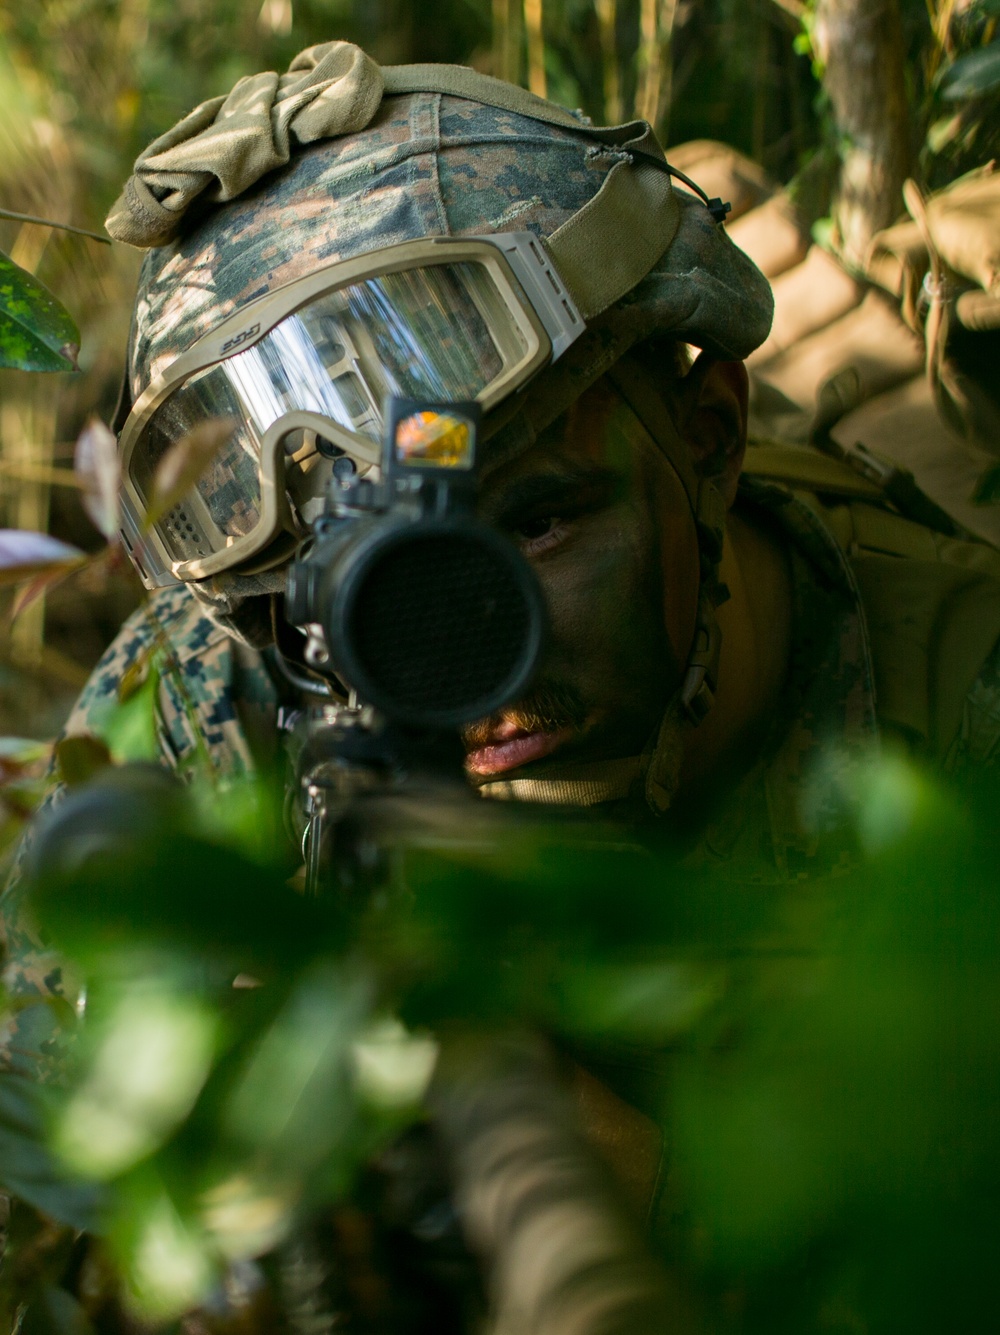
[744,438,1000,763]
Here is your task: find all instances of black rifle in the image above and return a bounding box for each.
[26,400,692,1334]
[269,399,692,1333]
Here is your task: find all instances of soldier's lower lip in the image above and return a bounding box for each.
[465,728,574,776]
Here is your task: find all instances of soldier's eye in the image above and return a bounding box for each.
[514,516,569,556]
[517,517,559,541]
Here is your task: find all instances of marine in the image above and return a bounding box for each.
[6,32,1000,1046]
[4,36,1000,1325]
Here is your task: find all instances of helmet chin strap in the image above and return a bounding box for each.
[606,356,728,725]
[677,479,727,722]
[479,356,729,815]
[477,756,645,807]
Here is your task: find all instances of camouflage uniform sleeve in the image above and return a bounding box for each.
[0,843,69,1080]
[60,584,278,780]
[0,585,280,1077]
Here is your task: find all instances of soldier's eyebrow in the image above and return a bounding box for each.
[487,465,619,528]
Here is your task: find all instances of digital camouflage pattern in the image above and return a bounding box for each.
[0,591,281,1080]
[59,588,280,777]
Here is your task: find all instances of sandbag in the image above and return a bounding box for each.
[727,192,809,279]
[923,163,1000,296]
[667,139,776,223]
[865,214,928,324]
[864,166,1000,459]
[867,164,1000,327]
[751,290,923,417]
[956,288,1000,332]
[748,244,865,366]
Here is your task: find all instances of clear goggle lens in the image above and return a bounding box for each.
[128,262,524,564]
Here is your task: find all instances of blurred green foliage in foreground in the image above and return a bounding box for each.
[1,743,998,1331]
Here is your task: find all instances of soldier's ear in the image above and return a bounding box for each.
[677,355,748,508]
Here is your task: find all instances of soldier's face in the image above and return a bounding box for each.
[465,378,701,782]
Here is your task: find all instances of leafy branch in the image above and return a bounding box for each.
[0,209,111,246]
[0,203,111,373]
[0,252,80,374]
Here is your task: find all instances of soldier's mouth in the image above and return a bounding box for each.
[464,719,578,776]
[462,683,589,778]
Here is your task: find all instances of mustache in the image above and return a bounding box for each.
[462,680,589,748]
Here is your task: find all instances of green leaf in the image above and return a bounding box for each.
[0,737,50,764]
[940,40,1000,101]
[0,737,51,784]
[0,1073,102,1230]
[552,960,725,1043]
[92,658,161,763]
[223,961,370,1174]
[110,1168,216,1321]
[55,735,113,787]
[0,251,79,373]
[52,985,218,1180]
[926,114,962,154]
[811,216,835,251]
[20,1286,96,1335]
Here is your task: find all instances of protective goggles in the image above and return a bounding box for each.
[118,234,584,587]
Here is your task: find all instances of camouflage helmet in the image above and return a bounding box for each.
[113,45,773,413]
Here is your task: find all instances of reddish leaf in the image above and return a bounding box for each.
[8,571,53,620]
[8,550,102,621]
[144,418,236,530]
[0,736,51,785]
[74,417,121,541]
[0,529,85,588]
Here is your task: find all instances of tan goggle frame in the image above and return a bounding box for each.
[118,233,584,587]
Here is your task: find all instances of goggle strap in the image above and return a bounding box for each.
[111,363,133,436]
[544,158,680,320]
[382,63,681,320]
[605,359,701,509]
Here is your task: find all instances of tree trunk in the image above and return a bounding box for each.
[814,0,911,269]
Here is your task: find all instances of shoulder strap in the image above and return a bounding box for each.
[742,441,883,500]
[745,436,967,540]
